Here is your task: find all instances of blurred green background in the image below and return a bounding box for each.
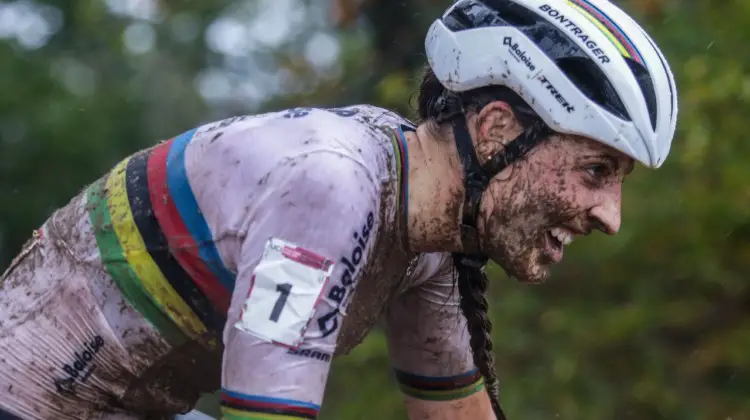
[1,0,748,419]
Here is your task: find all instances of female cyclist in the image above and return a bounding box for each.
[0,0,676,419]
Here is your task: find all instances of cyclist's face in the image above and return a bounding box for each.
[478,134,634,284]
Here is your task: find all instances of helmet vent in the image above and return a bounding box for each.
[481,0,542,26]
[556,56,630,121]
[625,58,657,129]
[444,0,540,30]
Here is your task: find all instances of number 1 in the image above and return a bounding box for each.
[269,283,292,322]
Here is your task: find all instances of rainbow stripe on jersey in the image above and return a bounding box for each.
[86,129,231,345]
[220,389,319,419]
[394,368,485,401]
[389,126,410,229]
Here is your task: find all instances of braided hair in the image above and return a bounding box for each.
[454,256,504,418]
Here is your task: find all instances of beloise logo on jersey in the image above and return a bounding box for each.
[53,335,105,395]
[317,211,375,338]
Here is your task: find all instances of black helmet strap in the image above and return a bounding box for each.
[435,91,549,264]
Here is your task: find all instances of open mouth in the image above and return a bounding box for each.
[544,227,574,263]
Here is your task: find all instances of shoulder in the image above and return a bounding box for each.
[181,105,412,168]
[270,104,414,128]
[235,145,383,257]
[273,148,382,207]
[190,104,414,140]
[182,104,413,193]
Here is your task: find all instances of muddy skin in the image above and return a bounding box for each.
[410,175,464,254]
[404,123,466,254]
[477,134,631,284]
[443,186,465,250]
[412,69,627,285]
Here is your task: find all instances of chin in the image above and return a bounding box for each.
[517,265,550,284]
[489,235,550,284]
[496,258,550,284]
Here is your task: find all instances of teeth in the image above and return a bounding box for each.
[550,227,574,245]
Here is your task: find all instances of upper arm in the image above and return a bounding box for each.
[220,151,380,419]
[385,254,489,414]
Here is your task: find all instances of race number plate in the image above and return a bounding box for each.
[235,238,335,348]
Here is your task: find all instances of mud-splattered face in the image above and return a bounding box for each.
[477,134,634,284]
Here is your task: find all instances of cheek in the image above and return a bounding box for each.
[551,181,587,207]
[479,175,542,234]
[524,172,591,221]
[478,168,593,238]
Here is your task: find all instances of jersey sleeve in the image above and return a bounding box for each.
[385,253,485,402]
[220,151,380,419]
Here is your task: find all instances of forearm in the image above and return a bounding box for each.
[404,390,496,420]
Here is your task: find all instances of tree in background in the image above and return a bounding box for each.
[1,0,749,418]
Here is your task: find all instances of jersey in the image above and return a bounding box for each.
[0,105,484,419]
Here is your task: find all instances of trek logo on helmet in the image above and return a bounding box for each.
[503,37,536,72]
[538,75,575,113]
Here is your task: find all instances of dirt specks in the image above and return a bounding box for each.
[257,172,271,186]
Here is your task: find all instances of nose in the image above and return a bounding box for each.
[588,187,622,235]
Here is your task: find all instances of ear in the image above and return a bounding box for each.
[468,101,524,164]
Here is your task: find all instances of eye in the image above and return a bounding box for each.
[585,164,610,178]
[583,163,616,186]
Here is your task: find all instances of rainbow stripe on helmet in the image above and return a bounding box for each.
[567,0,645,65]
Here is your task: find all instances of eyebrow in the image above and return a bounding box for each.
[603,154,634,175]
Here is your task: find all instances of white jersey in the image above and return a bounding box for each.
[0,105,483,419]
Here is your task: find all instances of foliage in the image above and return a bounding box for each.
[1,0,748,418]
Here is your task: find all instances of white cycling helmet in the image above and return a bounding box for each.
[426,0,678,168]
